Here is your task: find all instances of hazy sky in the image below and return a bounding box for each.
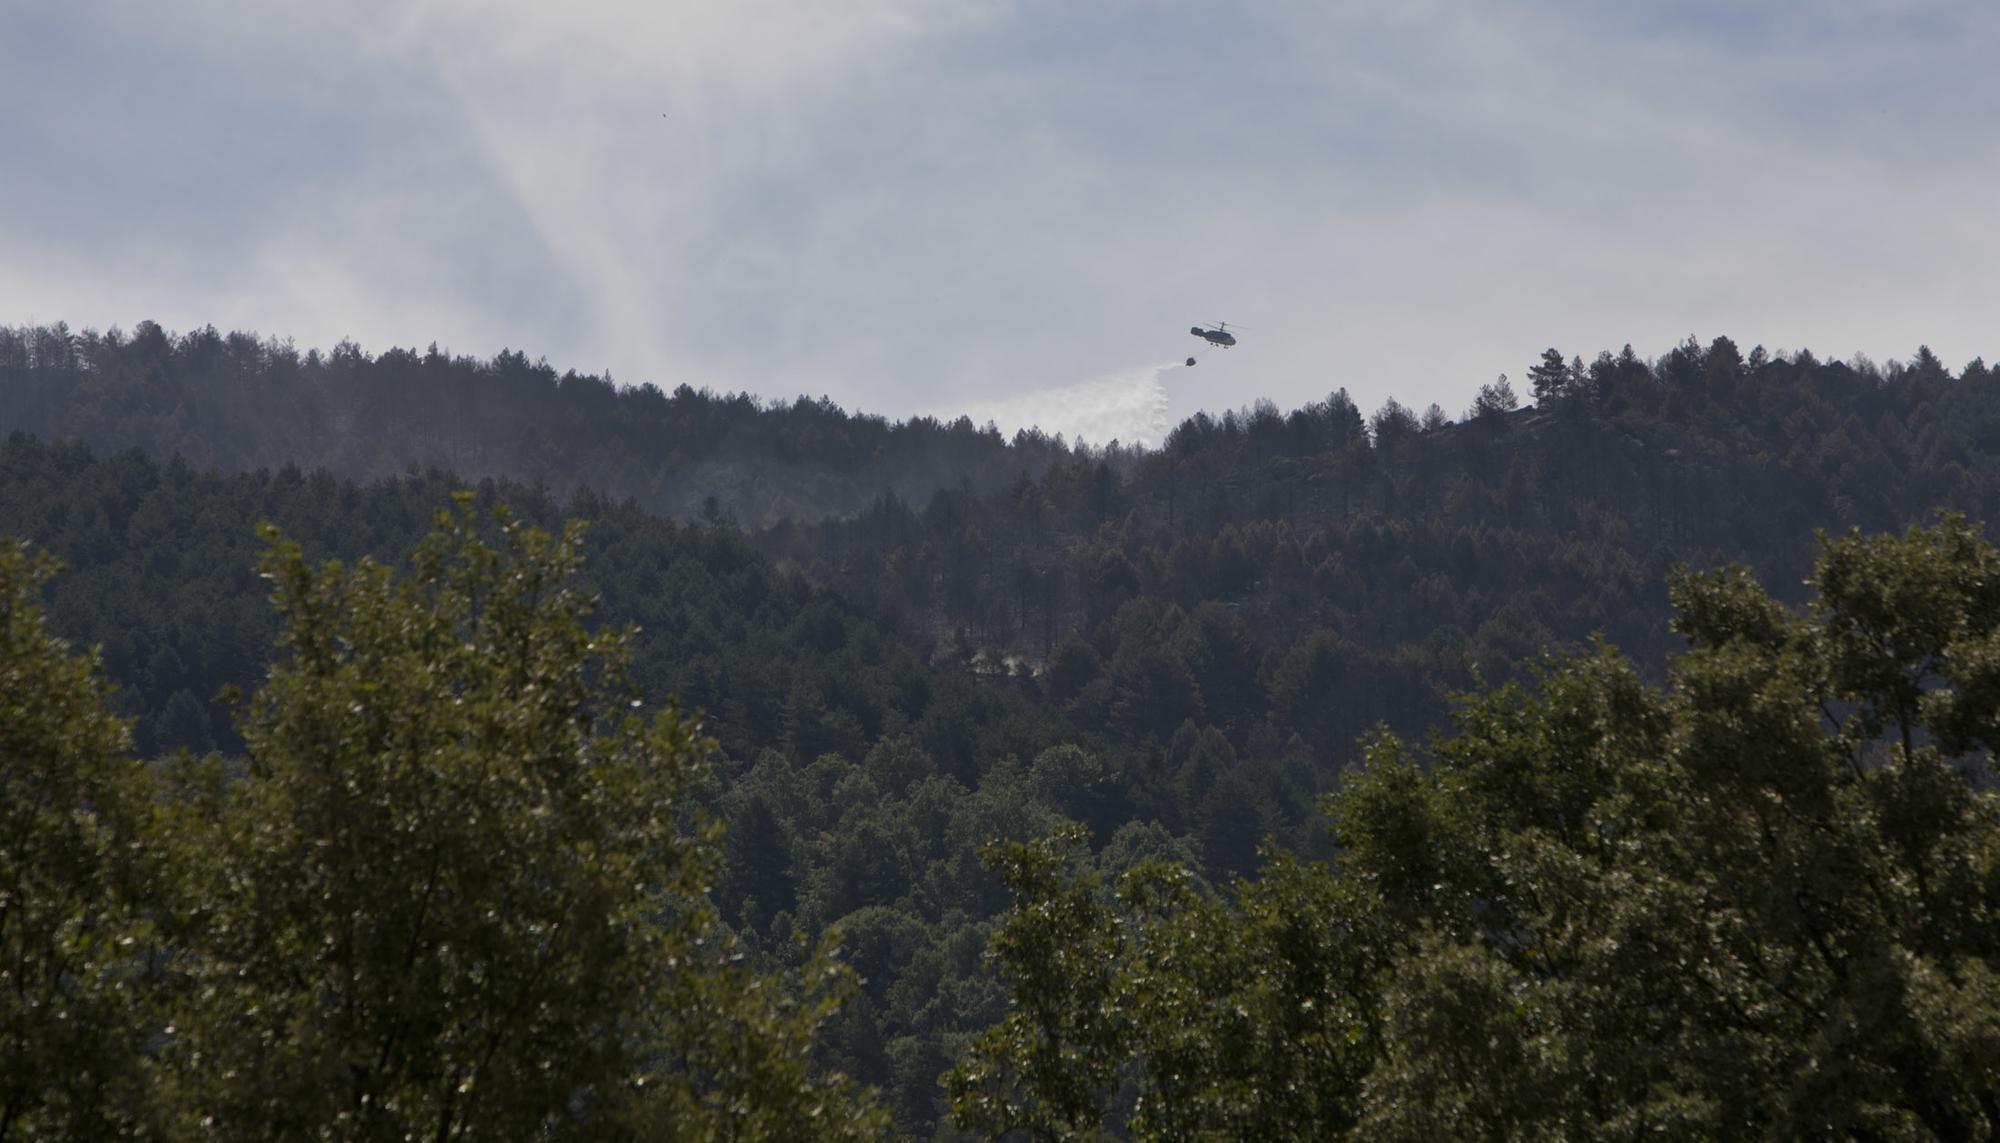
[5,1,1995,444]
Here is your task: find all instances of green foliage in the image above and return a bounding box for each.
[0,434,1169,1135]
[946,828,1124,1140]
[964,518,2000,1137]
[0,505,886,1139]
[14,324,2000,1134]
[778,333,2000,801]
[0,542,164,1139]
[157,498,883,1139]
[949,833,1387,1140]
[1362,518,2000,1135]
[0,322,1109,529]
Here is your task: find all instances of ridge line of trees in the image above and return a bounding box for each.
[0,320,1136,530]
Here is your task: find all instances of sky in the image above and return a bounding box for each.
[4,1,1996,445]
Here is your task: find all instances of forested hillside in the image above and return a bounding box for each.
[0,504,890,1140]
[0,321,1118,528]
[0,436,1223,1134]
[765,337,2000,781]
[952,518,2000,1137]
[6,326,2000,1135]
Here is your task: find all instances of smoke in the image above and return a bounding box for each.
[951,361,1177,448]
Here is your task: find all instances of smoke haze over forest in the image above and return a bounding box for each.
[959,361,1178,447]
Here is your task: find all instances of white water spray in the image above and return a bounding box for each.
[954,361,1178,448]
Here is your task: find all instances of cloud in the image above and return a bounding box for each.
[3,1,1996,425]
[358,1,989,384]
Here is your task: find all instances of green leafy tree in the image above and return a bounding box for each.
[946,828,1125,1141]
[962,517,2000,1138]
[947,832,1383,1140]
[0,542,166,1139]
[161,497,883,1140]
[1348,517,2000,1136]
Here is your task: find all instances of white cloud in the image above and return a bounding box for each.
[3,1,1996,444]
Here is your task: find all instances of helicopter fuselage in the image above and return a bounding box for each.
[1190,326,1236,347]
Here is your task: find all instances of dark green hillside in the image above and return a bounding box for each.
[764,337,2000,783]
[0,437,988,763]
[952,517,2000,1138]
[0,435,1201,1135]
[0,499,890,1140]
[0,321,1120,529]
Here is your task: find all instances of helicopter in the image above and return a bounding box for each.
[1185,321,1242,367]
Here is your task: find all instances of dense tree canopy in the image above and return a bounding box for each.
[769,336,2000,806]
[0,505,884,1139]
[0,321,1119,529]
[0,436,1115,1134]
[0,541,163,1139]
[7,323,2000,1134]
[953,517,2000,1137]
